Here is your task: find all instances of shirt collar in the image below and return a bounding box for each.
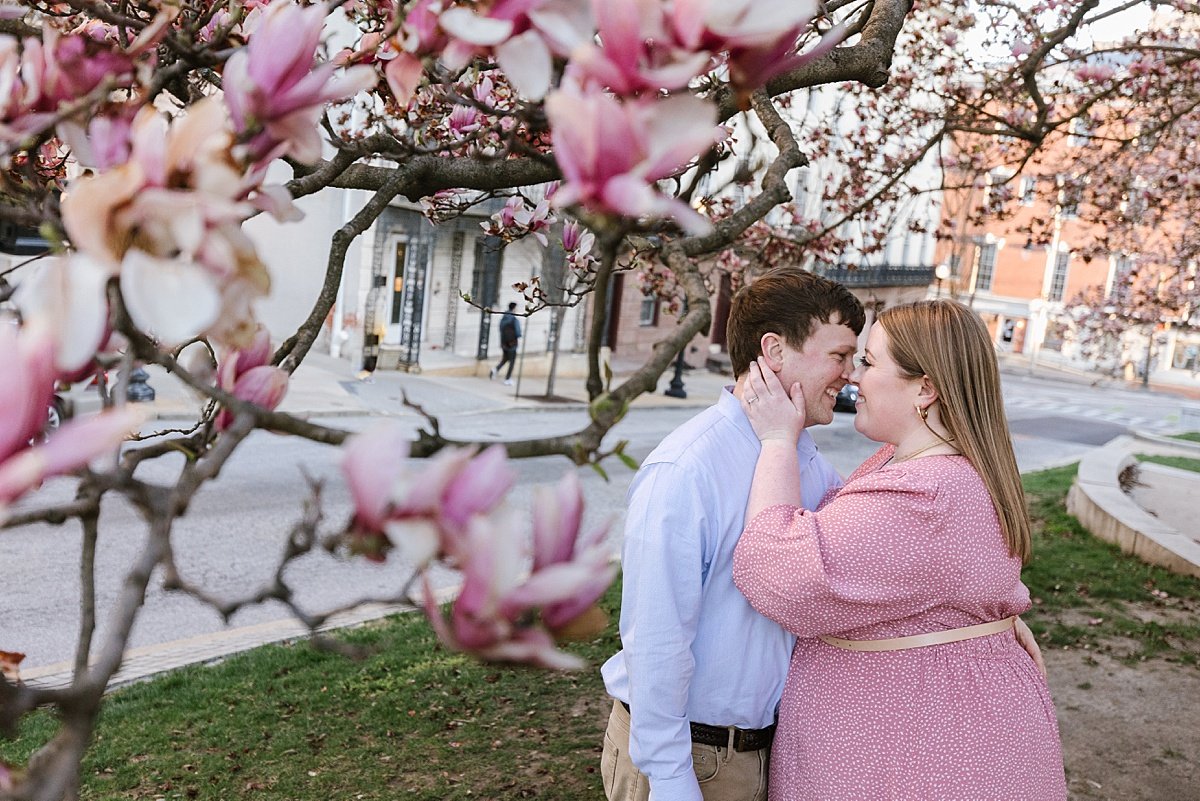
[717,386,818,457]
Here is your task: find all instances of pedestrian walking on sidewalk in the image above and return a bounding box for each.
[490,302,521,385]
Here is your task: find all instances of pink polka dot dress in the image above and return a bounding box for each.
[733,446,1067,800]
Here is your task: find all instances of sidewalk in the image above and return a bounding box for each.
[996,351,1200,402]
[22,584,461,693]
[66,348,731,424]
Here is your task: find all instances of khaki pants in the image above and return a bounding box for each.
[600,700,769,801]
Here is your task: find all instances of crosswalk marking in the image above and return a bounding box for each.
[1002,397,1190,433]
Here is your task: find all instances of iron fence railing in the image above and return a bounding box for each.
[814,264,936,288]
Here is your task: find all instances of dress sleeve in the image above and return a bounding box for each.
[732,467,953,638]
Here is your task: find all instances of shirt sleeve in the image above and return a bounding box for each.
[732,468,951,638]
[619,462,707,801]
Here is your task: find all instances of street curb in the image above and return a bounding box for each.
[24,586,459,694]
[1130,429,1200,453]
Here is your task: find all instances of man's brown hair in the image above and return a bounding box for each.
[726,268,865,377]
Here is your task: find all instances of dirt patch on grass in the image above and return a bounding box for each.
[1049,648,1199,800]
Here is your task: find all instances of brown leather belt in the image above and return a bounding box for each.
[620,701,775,752]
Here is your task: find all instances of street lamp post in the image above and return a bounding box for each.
[664,348,687,398]
[935,262,951,297]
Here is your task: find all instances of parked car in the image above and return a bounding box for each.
[46,390,73,434]
[834,383,858,413]
[3,301,75,436]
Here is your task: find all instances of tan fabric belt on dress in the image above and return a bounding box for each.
[818,616,1017,652]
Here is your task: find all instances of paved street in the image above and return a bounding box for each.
[2,364,1196,676]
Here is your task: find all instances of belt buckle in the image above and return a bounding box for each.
[733,725,772,752]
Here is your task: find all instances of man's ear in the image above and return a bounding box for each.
[759,332,785,372]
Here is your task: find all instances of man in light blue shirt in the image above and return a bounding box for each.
[600,269,866,801]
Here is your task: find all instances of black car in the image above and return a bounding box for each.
[834,383,858,413]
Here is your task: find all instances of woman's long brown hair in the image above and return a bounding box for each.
[879,300,1032,563]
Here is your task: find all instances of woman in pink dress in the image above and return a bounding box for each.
[732,299,1067,800]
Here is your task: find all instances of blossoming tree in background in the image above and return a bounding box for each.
[932,3,1200,377]
[1,0,1198,796]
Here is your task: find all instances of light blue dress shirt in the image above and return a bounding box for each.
[601,389,842,801]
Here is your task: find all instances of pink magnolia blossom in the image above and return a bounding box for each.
[561,219,594,254]
[340,425,515,562]
[562,220,597,272]
[213,365,289,432]
[419,516,575,669]
[61,100,281,350]
[213,325,288,431]
[0,325,142,516]
[349,424,617,669]
[667,0,841,97]
[564,219,597,272]
[57,111,135,170]
[421,475,614,669]
[341,423,411,558]
[545,81,724,233]
[568,0,710,95]
[13,255,109,375]
[0,326,56,464]
[524,472,614,628]
[222,1,376,163]
[0,407,144,510]
[437,0,594,100]
[1,12,171,141]
[483,195,556,245]
[373,0,447,106]
[1074,64,1116,84]
[447,104,481,137]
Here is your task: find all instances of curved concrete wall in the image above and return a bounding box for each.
[1066,435,1200,579]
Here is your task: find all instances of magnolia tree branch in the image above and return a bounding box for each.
[160,476,326,623]
[278,169,410,373]
[1021,0,1099,126]
[0,498,98,530]
[15,3,1186,797]
[584,233,622,401]
[73,500,100,681]
[712,0,914,122]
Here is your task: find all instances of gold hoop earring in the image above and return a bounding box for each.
[915,404,928,421]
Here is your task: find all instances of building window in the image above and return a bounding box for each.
[1043,320,1068,352]
[389,240,408,324]
[975,243,997,292]
[1115,253,1133,276]
[983,170,1013,216]
[1020,176,1037,205]
[1068,116,1093,147]
[1049,250,1070,302]
[1173,340,1200,373]
[1120,191,1146,223]
[1058,176,1081,218]
[639,295,659,327]
[471,236,503,308]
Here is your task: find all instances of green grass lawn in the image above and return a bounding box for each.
[1170,431,1200,443]
[4,465,1199,799]
[1135,453,1200,473]
[3,585,622,800]
[1020,465,1200,662]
